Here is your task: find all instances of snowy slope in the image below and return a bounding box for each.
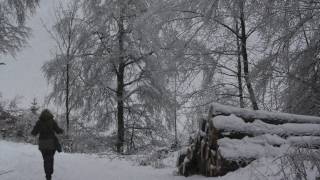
[0,140,317,180]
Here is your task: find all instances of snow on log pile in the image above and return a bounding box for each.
[214,115,320,137]
[210,102,320,124]
[177,103,320,177]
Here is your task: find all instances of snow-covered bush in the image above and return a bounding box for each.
[16,112,38,142]
[278,147,320,180]
[137,147,172,168]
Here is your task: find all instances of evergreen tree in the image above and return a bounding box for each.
[30,98,39,115]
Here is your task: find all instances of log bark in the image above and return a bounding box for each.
[177,108,241,177]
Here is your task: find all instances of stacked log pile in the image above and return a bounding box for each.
[177,103,320,177]
[177,108,243,177]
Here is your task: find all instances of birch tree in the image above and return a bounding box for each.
[43,1,90,135]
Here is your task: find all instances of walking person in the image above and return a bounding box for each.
[31,109,63,180]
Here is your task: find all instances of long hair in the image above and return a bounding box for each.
[39,109,54,122]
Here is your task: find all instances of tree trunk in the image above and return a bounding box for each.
[116,0,126,153]
[65,17,73,136]
[66,62,70,135]
[239,1,259,110]
[129,119,135,152]
[174,68,178,146]
[116,63,125,153]
[235,19,245,108]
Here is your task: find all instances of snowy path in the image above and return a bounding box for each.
[0,141,212,180]
[2,140,308,180]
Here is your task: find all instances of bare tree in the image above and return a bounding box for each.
[158,0,263,110]
[44,0,176,153]
[43,0,90,136]
[253,0,320,114]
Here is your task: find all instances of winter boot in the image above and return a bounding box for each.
[46,175,51,180]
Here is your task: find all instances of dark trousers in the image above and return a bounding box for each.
[41,150,55,179]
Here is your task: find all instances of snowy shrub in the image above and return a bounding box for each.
[61,133,116,153]
[278,147,320,180]
[137,147,172,168]
[16,112,38,142]
[0,108,38,143]
[152,159,166,169]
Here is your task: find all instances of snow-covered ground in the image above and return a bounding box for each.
[0,140,318,180]
[0,140,206,180]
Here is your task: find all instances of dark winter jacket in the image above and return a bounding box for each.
[31,109,63,150]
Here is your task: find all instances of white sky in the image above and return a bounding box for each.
[0,1,58,108]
